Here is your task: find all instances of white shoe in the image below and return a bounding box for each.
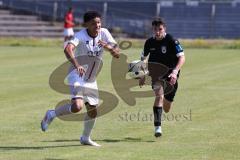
[41,110,55,132]
[80,136,101,147]
[154,126,162,137]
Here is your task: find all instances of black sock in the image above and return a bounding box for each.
[153,106,162,126]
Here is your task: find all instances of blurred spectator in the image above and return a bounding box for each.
[64,7,75,42]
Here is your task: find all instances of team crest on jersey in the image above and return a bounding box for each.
[161,46,167,54]
[86,41,89,44]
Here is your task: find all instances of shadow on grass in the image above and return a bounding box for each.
[0,144,81,151]
[0,137,155,151]
[42,137,155,143]
[96,137,155,143]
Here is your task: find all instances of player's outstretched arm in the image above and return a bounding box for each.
[98,40,120,58]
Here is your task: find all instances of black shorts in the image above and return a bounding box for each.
[149,69,179,102]
[148,62,179,102]
[151,78,178,102]
[164,80,178,102]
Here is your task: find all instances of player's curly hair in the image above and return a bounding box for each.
[83,11,101,23]
[152,17,166,27]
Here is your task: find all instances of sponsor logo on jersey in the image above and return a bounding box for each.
[161,46,167,54]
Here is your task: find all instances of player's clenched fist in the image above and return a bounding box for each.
[168,69,178,85]
[98,40,120,58]
[75,64,86,77]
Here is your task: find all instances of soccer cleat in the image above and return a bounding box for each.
[154,126,162,137]
[41,110,55,132]
[80,136,101,147]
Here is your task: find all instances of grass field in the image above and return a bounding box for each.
[0,45,240,160]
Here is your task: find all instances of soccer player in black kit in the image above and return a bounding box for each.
[139,17,185,137]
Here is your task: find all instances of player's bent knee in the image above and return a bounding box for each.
[71,98,84,113]
[85,103,97,118]
[71,102,83,113]
[163,106,170,113]
[155,96,163,102]
[88,109,97,118]
[155,93,164,100]
[163,100,172,113]
[87,108,97,118]
[154,95,164,105]
[71,105,82,113]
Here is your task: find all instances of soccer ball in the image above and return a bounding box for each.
[128,60,148,79]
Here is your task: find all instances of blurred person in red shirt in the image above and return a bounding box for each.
[64,7,75,42]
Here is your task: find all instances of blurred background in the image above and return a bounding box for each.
[0,0,239,39]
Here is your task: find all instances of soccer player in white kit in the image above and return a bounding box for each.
[41,11,120,147]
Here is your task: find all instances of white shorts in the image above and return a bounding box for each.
[67,69,99,106]
[64,28,74,37]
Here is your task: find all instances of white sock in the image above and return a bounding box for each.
[55,104,72,117]
[82,114,96,139]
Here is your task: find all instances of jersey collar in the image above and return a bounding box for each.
[86,28,98,38]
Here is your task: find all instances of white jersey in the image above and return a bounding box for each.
[68,28,116,82]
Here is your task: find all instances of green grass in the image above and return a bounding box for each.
[1,37,240,49]
[0,45,240,160]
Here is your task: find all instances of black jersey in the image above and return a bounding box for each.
[143,34,183,69]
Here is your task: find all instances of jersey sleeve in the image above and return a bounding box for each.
[173,39,184,57]
[68,32,80,46]
[102,28,117,45]
[140,39,150,61]
[143,39,151,56]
